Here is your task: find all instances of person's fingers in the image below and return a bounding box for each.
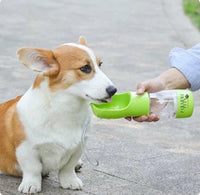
[133,114,160,122]
[136,86,145,95]
[136,83,146,95]
[125,116,132,121]
[147,113,160,122]
[136,80,154,95]
[133,115,148,122]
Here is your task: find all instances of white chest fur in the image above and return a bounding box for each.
[16,82,91,171]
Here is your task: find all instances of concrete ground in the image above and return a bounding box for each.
[0,0,200,194]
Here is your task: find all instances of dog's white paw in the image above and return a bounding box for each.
[18,180,41,194]
[60,176,83,190]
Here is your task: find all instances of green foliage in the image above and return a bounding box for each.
[183,0,200,30]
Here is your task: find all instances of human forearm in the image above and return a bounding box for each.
[157,68,190,90]
[169,44,200,91]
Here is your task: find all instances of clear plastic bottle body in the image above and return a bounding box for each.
[149,90,177,119]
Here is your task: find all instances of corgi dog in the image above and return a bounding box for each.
[0,37,117,194]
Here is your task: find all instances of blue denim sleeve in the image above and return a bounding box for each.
[169,43,200,91]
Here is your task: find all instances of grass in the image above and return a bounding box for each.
[183,0,200,30]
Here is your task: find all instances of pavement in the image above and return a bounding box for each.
[0,0,200,194]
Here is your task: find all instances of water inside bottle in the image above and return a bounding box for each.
[149,91,177,119]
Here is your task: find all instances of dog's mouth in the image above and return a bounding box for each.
[86,94,112,103]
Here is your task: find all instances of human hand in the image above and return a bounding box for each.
[126,77,166,122]
[126,68,190,122]
[136,77,166,95]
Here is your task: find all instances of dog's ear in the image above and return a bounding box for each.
[78,36,87,46]
[17,48,59,77]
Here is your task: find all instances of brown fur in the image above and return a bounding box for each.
[23,45,100,92]
[49,45,95,91]
[0,96,25,176]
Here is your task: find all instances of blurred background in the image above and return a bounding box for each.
[0,0,199,102]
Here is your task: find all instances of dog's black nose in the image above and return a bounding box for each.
[106,86,117,97]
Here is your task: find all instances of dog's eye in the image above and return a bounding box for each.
[80,64,92,74]
[99,61,103,67]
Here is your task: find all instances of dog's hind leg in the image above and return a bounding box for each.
[16,141,42,194]
[58,145,83,190]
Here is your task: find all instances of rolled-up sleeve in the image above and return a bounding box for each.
[169,43,200,91]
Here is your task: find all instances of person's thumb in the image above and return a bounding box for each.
[136,83,146,95]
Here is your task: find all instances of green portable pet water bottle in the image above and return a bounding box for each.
[91,90,194,119]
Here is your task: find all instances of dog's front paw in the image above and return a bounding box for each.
[18,180,41,194]
[60,176,83,190]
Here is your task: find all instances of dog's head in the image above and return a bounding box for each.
[17,37,117,103]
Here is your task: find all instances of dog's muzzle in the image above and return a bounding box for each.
[106,86,117,98]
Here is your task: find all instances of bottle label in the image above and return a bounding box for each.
[176,90,194,118]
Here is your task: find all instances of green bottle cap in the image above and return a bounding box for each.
[91,92,150,119]
[176,90,194,118]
